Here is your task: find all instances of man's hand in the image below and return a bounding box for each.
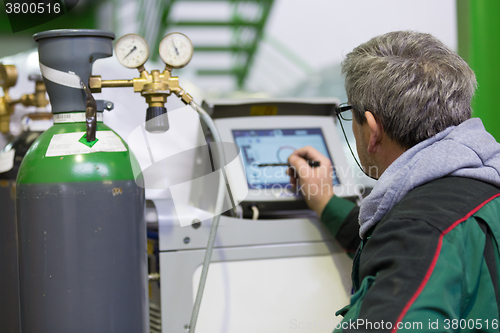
[287,146,334,217]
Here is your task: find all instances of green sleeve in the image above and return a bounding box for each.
[320,195,356,237]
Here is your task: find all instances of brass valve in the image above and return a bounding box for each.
[90,33,195,133]
[20,75,51,108]
[89,67,193,108]
[0,64,50,134]
[0,64,18,134]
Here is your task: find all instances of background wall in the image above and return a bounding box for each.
[0,0,458,151]
[1,0,457,98]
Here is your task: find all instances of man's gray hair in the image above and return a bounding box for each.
[342,30,477,148]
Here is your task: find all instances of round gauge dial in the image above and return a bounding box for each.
[159,33,193,69]
[115,34,149,69]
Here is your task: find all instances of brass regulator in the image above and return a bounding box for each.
[0,64,49,134]
[89,33,195,132]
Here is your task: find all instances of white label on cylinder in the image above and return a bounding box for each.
[0,149,15,173]
[45,131,127,157]
[53,113,104,124]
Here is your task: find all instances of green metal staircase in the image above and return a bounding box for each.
[137,0,275,89]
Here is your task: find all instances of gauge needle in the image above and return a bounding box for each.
[123,46,137,59]
[171,41,179,56]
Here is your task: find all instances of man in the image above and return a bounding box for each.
[288,31,500,332]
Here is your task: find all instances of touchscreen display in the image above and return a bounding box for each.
[232,128,340,189]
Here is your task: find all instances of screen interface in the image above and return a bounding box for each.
[232,128,340,189]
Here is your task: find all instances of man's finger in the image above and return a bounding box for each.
[290,146,331,167]
[288,154,310,169]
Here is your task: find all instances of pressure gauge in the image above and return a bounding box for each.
[115,34,149,69]
[159,33,194,69]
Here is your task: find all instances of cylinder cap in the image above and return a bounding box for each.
[33,29,115,42]
[34,29,115,114]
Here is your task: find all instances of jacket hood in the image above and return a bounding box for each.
[359,118,500,237]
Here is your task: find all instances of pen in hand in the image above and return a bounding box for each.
[257,161,320,168]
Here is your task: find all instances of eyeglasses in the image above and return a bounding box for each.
[335,103,354,121]
[334,102,375,180]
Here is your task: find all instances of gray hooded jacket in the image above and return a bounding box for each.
[359,118,500,237]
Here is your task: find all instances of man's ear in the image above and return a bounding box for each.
[365,111,383,154]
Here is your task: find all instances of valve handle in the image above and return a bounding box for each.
[80,80,97,142]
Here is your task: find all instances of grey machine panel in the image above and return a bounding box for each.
[156,98,355,332]
[156,200,335,252]
[201,98,339,119]
[160,242,341,333]
[154,199,350,333]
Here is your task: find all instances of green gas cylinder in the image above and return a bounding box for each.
[16,30,148,332]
